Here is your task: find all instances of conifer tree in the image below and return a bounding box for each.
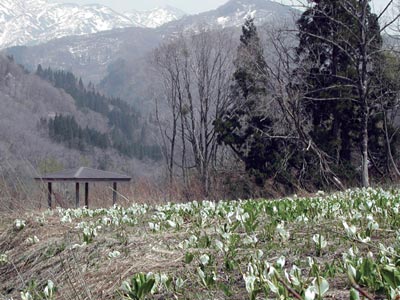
[215,18,285,186]
[295,0,394,186]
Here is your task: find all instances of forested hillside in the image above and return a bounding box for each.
[36,66,162,161]
[0,55,161,186]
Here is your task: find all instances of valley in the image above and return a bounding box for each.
[1,0,400,298]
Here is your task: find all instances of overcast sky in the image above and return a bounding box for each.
[49,0,392,14]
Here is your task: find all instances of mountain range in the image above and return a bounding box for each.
[4,0,298,82]
[3,0,298,113]
[0,0,299,175]
[161,0,298,31]
[0,0,185,49]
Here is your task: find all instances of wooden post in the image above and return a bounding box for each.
[76,182,80,208]
[85,182,89,208]
[113,182,117,205]
[48,182,52,209]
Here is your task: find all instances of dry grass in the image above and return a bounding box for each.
[1,188,396,300]
[0,162,311,214]
[1,209,390,300]
[0,212,185,300]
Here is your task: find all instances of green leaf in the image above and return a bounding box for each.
[224,258,235,271]
[164,277,173,290]
[139,278,155,298]
[350,288,360,300]
[381,265,400,288]
[185,252,194,264]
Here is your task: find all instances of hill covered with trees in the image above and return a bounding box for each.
[0,55,162,195]
[36,66,162,161]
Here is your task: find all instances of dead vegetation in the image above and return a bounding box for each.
[0,212,184,299]
[0,188,399,300]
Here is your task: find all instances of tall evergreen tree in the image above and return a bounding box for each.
[295,0,392,185]
[215,18,285,186]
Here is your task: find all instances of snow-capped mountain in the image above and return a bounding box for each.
[0,0,184,49]
[124,6,186,29]
[5,0,299,83]
[4,0,299,116]
[161,0,298,31]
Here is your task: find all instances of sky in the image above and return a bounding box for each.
[49,0,392,14]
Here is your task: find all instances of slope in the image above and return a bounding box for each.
[0,55,160,184]
[3,0,299,112]
[160,0,298,31]
[4,27,162,84]
[0,0,185,49]
[124,6,186,28]
[0,188,398,299]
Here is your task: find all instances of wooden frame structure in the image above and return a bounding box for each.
[35,167,131,208]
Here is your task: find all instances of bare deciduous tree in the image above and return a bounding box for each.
[153,29,235,196]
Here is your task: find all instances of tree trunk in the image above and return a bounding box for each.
[361,105,369,187]
[359,0,369,188]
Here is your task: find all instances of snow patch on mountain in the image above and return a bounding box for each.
[217,16,230,25]
[161,0,298,32]
[124,6,186,28]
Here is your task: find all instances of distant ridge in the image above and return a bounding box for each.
[160,0,299,31]
[0,0,185,49]
[124,6,186,28]
[4,0,299,110]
